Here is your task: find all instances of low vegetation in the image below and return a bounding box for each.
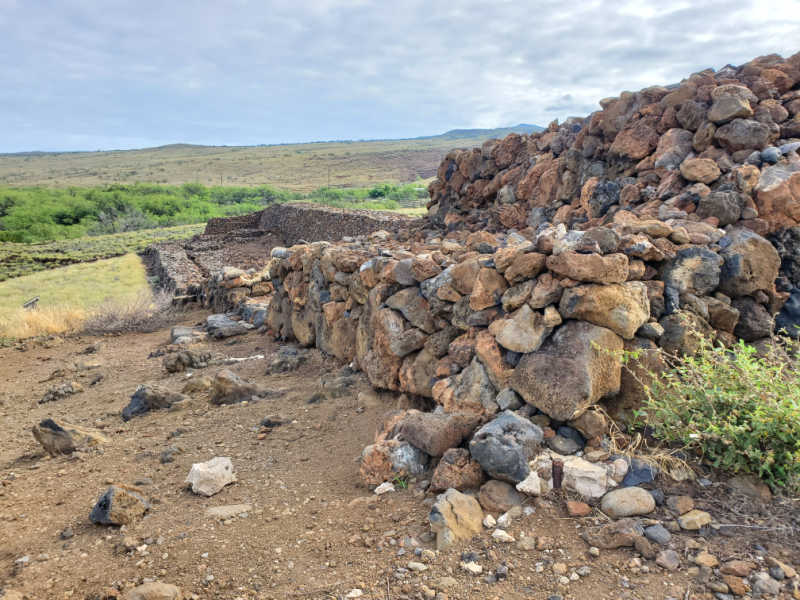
[0,181,427,244]
[630,337,800,493]
[0,181,427,280]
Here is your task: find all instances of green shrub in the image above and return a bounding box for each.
[629,337,800,492]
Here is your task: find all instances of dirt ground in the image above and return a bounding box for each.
[1,310,798,600]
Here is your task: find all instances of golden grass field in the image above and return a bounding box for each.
[0,253,150,338]
[0,136,495,192]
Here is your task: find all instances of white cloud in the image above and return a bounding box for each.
[0,0,798,151]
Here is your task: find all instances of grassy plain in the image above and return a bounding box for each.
[0,134,504,192]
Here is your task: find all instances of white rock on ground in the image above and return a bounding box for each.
[374,481,395,495]
[185,456,236,496]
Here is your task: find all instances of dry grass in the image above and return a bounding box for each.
[0,253,171,339]
[0,304,87,339]
[82,289,175,335]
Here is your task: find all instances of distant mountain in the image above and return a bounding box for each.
[423,124,544,141]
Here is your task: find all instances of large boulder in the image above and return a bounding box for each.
[469,411,543,483]
[679,157,720,184]
[385,288,436,333]
[429,488,484,551]
[510,321,623,421]
[558,282,650,339]
[732,297,773,341]
[433,357,498,416]
[714,118,770,152]
[718,228,780,297]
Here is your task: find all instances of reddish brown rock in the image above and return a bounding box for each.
[680,157,721,184]
[546,252,629,284]
[394,410,480,457]
[558,282,650,339]
[469,267,508,310]
[430,448,486,492]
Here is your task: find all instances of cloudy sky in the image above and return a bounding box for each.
[1,0,798,152]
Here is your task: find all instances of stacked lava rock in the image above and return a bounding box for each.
[252,52,799,496]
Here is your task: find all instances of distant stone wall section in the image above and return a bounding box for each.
[205,202,415,243]
[204,212,262,234]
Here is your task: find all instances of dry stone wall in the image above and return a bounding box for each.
[229,52,800,487]
[191,52,800,489]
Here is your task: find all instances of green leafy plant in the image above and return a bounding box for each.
[392,475,409,489]
[627,336,800,493]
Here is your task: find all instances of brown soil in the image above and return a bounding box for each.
[0,312,797,599]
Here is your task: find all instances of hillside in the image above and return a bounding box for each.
[0,126,540,192]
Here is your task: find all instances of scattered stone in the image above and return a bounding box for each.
[478,480,522,513]
[39,381,83,404]
[567,500,592,517]
[665,495,694,515]
[185,456,236,496]
[374,482,395,495]
[600,487,656,518]
[32,418,107,456]
[429,488,483,551]
[644,524,671,546]
[122,385,187,421]
[209,369,266,404]
[90,484,149,526]
[678,509,712,530]
[656,549,681,571]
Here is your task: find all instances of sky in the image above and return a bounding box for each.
[1,0,799,153]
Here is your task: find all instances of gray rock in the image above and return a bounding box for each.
[660,247,723,296]
[469,411,543,483]
[122,385,187,421]
[546,435,581,455]
[752,571,781,596]
[623,458,658,486]
[206,314,252,339]
[732,297,773,341]
[495,388,522,411]
[655,549,680,571]
[760,146,781,164]
[644,524,672,545]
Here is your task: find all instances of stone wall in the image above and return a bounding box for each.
[205,202,417,242]
[206,51,800,490]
